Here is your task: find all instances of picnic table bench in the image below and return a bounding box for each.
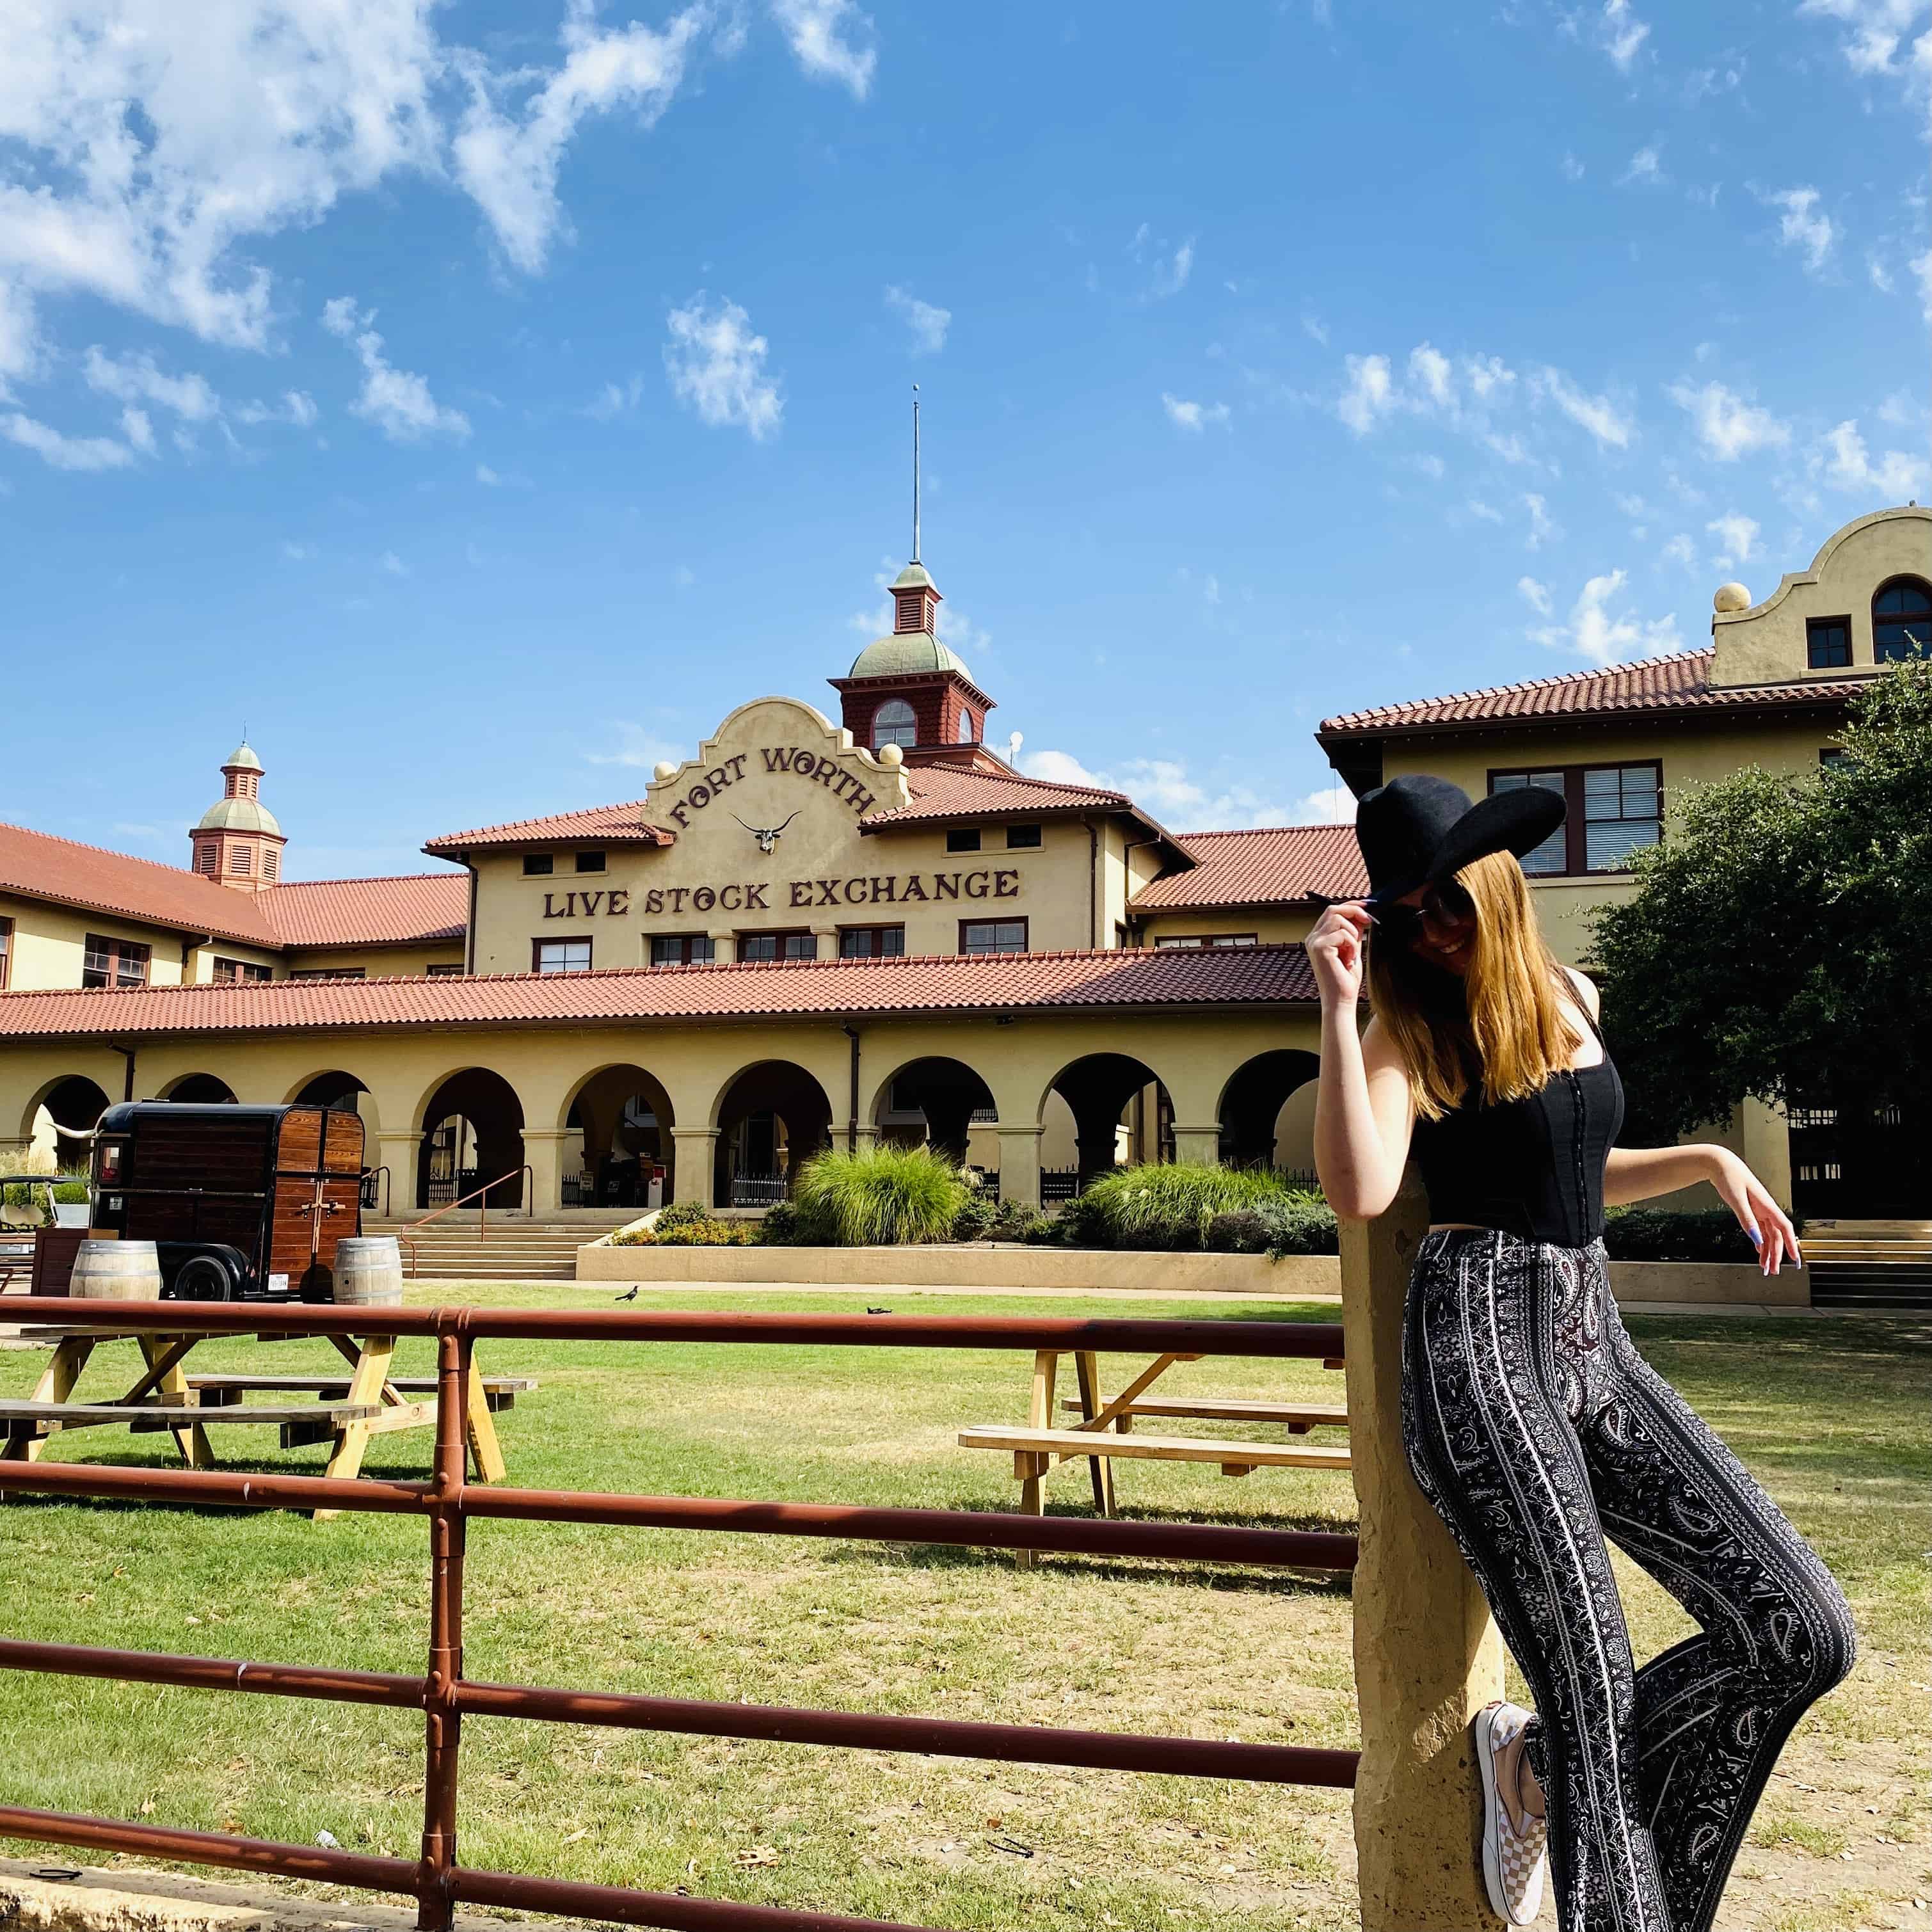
[961,1347,1352,1560]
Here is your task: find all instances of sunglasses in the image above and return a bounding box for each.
[1371,881,1475,944]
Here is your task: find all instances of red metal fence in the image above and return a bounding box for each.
[0,1300,1359,1931]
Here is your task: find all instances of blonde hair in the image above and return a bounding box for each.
[1367,849,1580,1121]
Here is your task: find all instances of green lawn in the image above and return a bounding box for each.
[0,1287,1922,1932]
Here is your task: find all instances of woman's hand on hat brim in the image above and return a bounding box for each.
[1307,900,1374,1006]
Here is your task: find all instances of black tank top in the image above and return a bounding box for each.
[1409,996,1624,1246]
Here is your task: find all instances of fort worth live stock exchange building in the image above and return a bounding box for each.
[1,504,1925,1229]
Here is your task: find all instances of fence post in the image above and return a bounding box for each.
[1340,1170,1505,1931]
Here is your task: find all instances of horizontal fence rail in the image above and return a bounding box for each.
[0,1297,1359,1932]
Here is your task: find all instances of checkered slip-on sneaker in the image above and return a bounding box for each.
[1475,1700,1548,1927]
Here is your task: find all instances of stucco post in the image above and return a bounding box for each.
[1341,1170,1504,1932]
[1739,1098,1794,1213]
[1169,1123,1222,1166]
[521,1128,574,1217]
[709,930,737,964]
[371,1130,420,1221]
[994,1124,1043,1208]
[669,1127,721,1206]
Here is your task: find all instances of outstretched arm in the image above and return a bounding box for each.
[1570,968,1803,1276]
[1309,904,1417,1220]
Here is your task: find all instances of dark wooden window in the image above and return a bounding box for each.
[739,930,817,962]
[289,967,367,981]
[523,853,554,877]
[212,957,272,984]
[82,935,150,988]
[1872,577,1932,663]
[1819,747,1853,775]
[426,963,467,977]
[1489,762,1661,875]
[1005,824,1042,850]
[0,916,10,991]
[959,918,1028,955]
[650,934,716,967]
[1153,934,1259,949]
[533,938,592,973]
[840,925,906,958]
[575,850,606,873]
[1807,617,1852,669]
[945,827,982,854]
[873,699,917,749]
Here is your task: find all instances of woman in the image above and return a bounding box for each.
[1308,774,1855,1932]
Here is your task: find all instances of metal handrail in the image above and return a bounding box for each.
[358,1166,390,1217]
[0,1297,1357,1932]
[395,1164,533,1279]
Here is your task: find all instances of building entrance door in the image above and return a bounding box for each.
[1791,1091,1928,1219]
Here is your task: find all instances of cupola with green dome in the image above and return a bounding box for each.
[189,740,287,891]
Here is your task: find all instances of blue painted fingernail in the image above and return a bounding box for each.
[1746,1223,1762,1243]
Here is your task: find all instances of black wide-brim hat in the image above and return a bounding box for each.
[1353,773,1566,907]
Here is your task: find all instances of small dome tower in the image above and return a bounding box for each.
[189,741,287,891]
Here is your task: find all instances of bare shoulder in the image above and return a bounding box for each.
[1359,1013,1407,1074]
[1561,964,1602,1018]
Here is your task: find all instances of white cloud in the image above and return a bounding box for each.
[587,719,689,769]
[1337,353,1397,434]
[1408,342,1455,408]
[1668,379,1791,461]
[767,0,877,98]
[322,298,470,443]
[1798,0,1927,76]
[280,541,313,561]
[1561,151,1586,181]
[1764,186,1837,273]
[1813,419,1929,498]
[1523,493,1558,548]
[1533,367,1633,447]
[1661,533,1697,568]
[1465,355,1515,400]
[585,374,646,420]
[1877,389,1920,427]
[120,407,156,455]
[1467,499,1505,523]
[1618,145,1666,186]
[1517,575,1553,614]
[476,463,501,486]
[1868,252,1896,292]
[381,548,408,577]
[1132,232,1194,300]
[1592,0,1652,70]
[235,390,319,428]
[1706,512,1760,566]
[1913,246,1932,323]
[664,294,782,440]
[1296,783,1357,824]
[0,411,133,470]
[1301,312,1330,346]
[81,348,220,420]
[1407,452,1446,479]
[1162,392,1231,432]
[1019,748,1292,829]
[884,285,949,355]
[1530,569,1682,665]
[1483,431,1536,467]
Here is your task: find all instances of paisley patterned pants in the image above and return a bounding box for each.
[1401,1229,1856,1932]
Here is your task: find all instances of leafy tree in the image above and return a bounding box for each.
[1592,659,1932,1140]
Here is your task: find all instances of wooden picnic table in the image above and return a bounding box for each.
[0,1322,534,1516]
[960,1347,1350,1555]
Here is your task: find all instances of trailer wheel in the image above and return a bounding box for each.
[173,1252,238,1301]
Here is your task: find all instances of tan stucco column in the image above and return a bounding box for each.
[522,1128,574,1218]
[994,1124,1043,1207]
[1170,1123,1222,1165]
[1341,1171,1505,1931]
[669,1127,721,1206]
[1739,1097,1794,1213]
[810,925,839,957]
[371,1130,420,1221]
[708,930,737,964]
[844,1122,881,1154]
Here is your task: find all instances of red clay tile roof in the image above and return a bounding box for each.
[1318,648,1868,737]
[422,799,676,854]
[0,945,1319,1040]
[0,821,277,946]
[1131,825,1367,911]
[257,874,469,950]
[864,764,1133,823]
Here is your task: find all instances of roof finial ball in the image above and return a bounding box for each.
[652,761,678,783]
[877,742,904,769]
[1713,581,1752,614]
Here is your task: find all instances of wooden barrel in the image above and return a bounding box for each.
[333,1236,404,1307]
[70,1239,162,1301]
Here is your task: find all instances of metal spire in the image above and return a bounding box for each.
[911,383,921,564]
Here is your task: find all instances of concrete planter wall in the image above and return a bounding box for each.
[575,1239,1807,1306]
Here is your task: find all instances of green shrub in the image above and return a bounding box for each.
[653,1200,715,1236]
[1258,1193,1339,1257]
[1603,1207,1764,1263]
[950,1191,997,1242]
[792,1146,971,1247]
[54,1179,88,1204]
[608,1199,754,1247]
[1063,1163,1311,1252]
[756,1199,833,1247]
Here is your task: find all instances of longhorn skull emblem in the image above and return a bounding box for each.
[733,811,799,854]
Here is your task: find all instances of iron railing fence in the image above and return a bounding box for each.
[0,1299,1357,1932]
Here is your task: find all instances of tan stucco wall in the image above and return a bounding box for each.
[1137,909,1318,947]
[462,698,1111,973]
[283,945,466,978]
[0,895,195,991]
[1711,505,1932,689]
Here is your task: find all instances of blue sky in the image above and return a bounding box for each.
[1,0,1928,877]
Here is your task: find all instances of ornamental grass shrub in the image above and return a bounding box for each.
[1058,1164,1336,1254]
[789,1146,971,1247]
[608,1199,753,1247]
[1602,1206,1766,1263]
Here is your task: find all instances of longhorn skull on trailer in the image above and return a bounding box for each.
[733,811,799,854]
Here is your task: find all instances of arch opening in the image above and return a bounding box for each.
[1044,1053,1174,1194]
[561,1065,676,1209]
[417,1068,525,1209]
[1217,1049,1322,1177]
[874,1056,997,1179]
[714,1060,833,1207]
[24,1074,111,1170]
[164,1074,238,1105]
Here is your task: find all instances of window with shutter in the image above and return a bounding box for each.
[230,845,253,875]
[260,847,279,879]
